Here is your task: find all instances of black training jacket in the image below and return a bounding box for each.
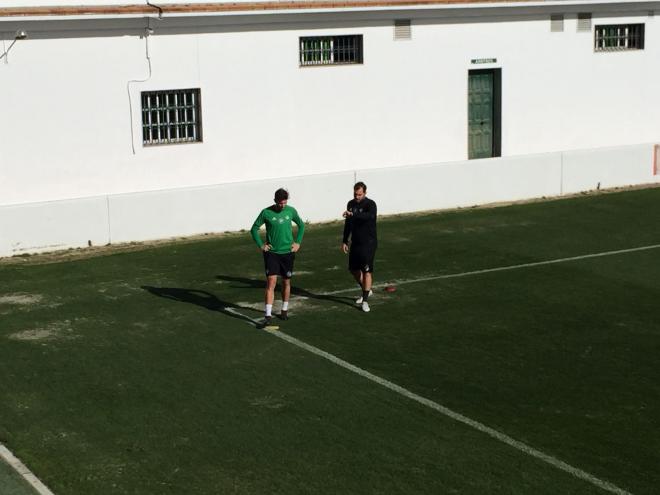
[342,197,377,246]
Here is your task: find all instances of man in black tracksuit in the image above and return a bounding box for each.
[342,181,377,313]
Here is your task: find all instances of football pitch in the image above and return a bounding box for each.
[1,187,659,494]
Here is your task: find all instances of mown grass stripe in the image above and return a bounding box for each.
[226,308,632,495]
[325,243,660,295]
[266,330,633,495]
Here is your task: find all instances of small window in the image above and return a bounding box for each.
[595,24,645,51]
[577,13,592,32]
[550,14,564,32]
[299,35,363,66]
[141,88,202,146]
[394,20,412,40]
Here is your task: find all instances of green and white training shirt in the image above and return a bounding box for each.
[250,205,305,254]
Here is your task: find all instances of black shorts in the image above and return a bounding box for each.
[263,251,295,278]
[348,244,376,273]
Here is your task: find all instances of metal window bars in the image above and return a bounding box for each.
[595,24,645,51]
[141,88,202,145]
[299,35,363,66]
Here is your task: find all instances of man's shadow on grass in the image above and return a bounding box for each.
[141,286,259,325]
[215,275,357,309]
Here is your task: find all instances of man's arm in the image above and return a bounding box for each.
[341,201,352,253]
[342,201,352,244]
[291,209,305,252]
[292,209,305,244]
[351,199,377,220]
[250,210,266,249]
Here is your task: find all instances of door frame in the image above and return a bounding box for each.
[467,68,502,159]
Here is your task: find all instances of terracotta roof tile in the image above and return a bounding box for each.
[0,0,538,18]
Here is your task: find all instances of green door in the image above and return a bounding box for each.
[468,70,495,159]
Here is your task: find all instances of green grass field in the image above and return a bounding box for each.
[1,187,659,494]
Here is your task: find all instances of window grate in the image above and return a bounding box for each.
[299,35,363,66]
[577,13,592,32]
[595,24,644,51]
[550,14,564,32]
[141,88,202,146]
[394,19,412,40]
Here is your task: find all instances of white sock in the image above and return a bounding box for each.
[282,301,289,311]
[266,304,272,317]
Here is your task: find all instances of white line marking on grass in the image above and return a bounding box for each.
[266,330,633,495]
[225,308,633,495]
[325,243,660,295]
[0,443,56,495]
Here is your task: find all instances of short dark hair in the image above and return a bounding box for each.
[354,181,367,192]
[274,188,289,202]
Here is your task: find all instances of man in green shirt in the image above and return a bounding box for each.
[251,188,305,326]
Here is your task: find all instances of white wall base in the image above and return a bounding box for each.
[1,143,658,258]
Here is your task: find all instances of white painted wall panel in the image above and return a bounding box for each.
[357,152,562,215]
[107,171,355,243]
[2,144,657,257]
[1,35,148,203]
[561,144,655,194]
[506,14,660,155]
[0,197,109,255]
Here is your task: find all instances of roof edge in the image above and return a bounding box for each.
[1,0,658,18]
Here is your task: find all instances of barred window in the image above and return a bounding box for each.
[141,88,202,146]
[595,24,644,51]
[299,35,363,66]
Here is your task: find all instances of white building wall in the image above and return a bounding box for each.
[505,13,659,155]
[1,3,659,255]
[1,7,659,207]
